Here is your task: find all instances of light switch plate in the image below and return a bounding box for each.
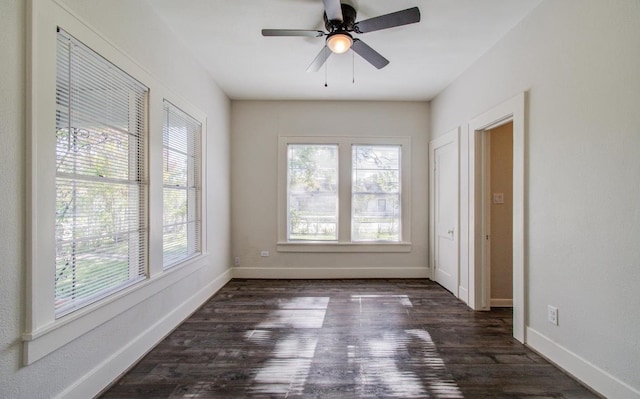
[548,305,558,325]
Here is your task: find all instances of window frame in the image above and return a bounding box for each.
[25,0,209,365]
[351,144,403,243]
[162,100,203,269]
[286,143,339,242]
[53,27,149,318]
[277,136,412,253]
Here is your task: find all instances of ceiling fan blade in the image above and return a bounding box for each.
[306,46,332,72]
[322,0,343,22]
[351,39,389,69]
[355,7,420,33]
[262,29,325,37]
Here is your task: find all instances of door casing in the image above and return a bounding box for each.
[467,92,526,343]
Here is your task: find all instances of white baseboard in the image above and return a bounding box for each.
[490,298,513,307]
[57,268,232,399]
[458,285,469,304]
[526,327,640,399]
[232,266,429,279]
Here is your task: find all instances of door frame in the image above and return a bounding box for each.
[429,127,460,297]
[467,92,526,343]
[480,132,492,308]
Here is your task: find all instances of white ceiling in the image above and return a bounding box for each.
[147,0,542,101]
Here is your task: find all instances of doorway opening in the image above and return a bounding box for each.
[467,92,526,343]
[483,122,514,309]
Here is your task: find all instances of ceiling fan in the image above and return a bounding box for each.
[262,0,421,71]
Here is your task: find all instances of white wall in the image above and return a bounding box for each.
[0,0,231,397]
[231,101,430,278]
[431,1,640,397]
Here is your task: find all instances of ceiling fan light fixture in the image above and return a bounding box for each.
[327,32,353,54]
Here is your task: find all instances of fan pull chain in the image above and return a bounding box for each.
[324,56,328,87]
[352,50,355,84]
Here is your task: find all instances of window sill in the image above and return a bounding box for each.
[277,242,412,253]
[22,253,209,365]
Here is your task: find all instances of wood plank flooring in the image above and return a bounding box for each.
[100,279,599,398]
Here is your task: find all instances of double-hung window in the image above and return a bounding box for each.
[278,137,411,252]
[287,144,339,241]
[54,28,148,317]
[162,101,202,268]
[351,145,402,242]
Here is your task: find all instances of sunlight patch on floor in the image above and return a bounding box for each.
[248,295,464,398]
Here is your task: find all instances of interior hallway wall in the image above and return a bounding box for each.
[430,1,640,396]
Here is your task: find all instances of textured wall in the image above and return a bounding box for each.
[0,0,29,395]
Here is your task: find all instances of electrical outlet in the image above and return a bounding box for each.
[548,305,558,325]
[260,251,269,257]
[234,257,240,266]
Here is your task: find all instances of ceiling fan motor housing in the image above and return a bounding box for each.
[324,3,357,32]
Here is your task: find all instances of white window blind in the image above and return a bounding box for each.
[287,144,338,241]
[55,28,148,317]
[162,101,202,268]
[352,145,401,241]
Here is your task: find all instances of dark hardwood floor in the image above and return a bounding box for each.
[100,279,599,398]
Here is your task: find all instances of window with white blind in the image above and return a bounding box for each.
[162,101,202,268]
[278,136,411,252]
[54,28,148,317]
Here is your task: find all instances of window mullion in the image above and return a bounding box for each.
[338,142,352,242]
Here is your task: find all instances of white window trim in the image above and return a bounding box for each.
[25,0,208,365]
[277,136,412,253]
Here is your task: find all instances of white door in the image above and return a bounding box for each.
[430,130,459,295]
